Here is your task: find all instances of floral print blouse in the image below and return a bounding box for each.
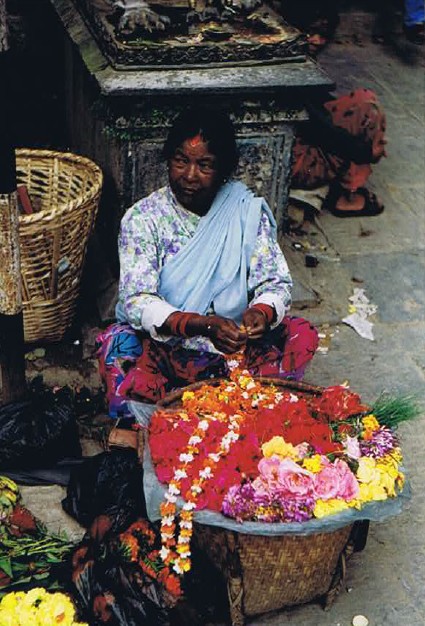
[117,185,292,353]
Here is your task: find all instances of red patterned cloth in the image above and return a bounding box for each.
[292,89,386,192]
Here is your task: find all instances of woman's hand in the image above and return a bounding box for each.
[203,315,247,354]
[242,308,269,341]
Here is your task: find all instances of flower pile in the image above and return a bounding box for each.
[0,588,86,626]
[149,369,413,574]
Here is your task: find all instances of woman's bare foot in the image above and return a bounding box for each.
[325,186,384,217]
[335,191,366,212]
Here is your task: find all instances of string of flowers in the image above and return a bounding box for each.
[159,408,244,574]
[118,519,182,600]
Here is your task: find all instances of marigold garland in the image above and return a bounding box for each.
[119,519,182,599]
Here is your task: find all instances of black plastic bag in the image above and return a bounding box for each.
[62,449,146,532]
[69,521,224,626]
[0,380,81,469]
[71,556,172,626]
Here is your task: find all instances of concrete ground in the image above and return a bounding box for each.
[12,7,425,626]
[255,12,425,626]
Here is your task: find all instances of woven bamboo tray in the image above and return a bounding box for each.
[156,377,363,625]
[16,149,103,343]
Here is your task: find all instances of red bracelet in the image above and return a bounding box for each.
[168,312,184,336]
[177,313,194,338]
[251,303,275,325]
[169,312,200,338]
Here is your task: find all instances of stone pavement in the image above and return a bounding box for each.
[17,8,425,626]
[255,13,425,626]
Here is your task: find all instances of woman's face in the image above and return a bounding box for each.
[168,137,221,215]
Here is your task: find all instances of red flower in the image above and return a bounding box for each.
[310,386,369,421]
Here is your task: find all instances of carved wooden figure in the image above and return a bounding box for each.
[95,0,263,36]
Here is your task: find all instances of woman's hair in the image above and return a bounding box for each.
[162,107,239,180]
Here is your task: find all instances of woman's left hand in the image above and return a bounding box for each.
[242,308,268,341]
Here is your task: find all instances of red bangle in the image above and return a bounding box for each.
[168,312,184,336]
[251,303,275,325]
[177,313,193,338]
[169,312,199,338]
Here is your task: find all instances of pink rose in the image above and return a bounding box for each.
[277,458,315,497]
[252,476,273,499]
[258,455,281,489]
[314,459,359,501]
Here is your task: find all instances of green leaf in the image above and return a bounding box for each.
[7,575,32,587]
[0,556,13,578]
[8,562,29,573]
[33,572,50,580]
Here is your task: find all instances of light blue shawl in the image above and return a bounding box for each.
[159,180,276,324]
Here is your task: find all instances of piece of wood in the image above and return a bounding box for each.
[0,313,27,403]
[17,185,34,215]
[0,43,27,402]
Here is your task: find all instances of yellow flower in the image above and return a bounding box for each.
[377,452,398,469]
[396,472,405,490]
[261,436,299,460]
[0,592,26,612]
[23,587,48,607]
[181,560,192,572]
[377,468,397,496]
[0,611,15,626]
[36,593,78,626]
[314,498,350,519]
[14,605,38,626]
[0,591,86,626]
[362,414,380,432]
[392,448,403,464]
[182,391,195,403]
[356,457,380,484]
[376,457,398,480]
[302,454,323,473]
[356,482,387,503]
[237,375,252,390]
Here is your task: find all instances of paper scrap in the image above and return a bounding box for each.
[342,288,377,341]
[342,313,375,341]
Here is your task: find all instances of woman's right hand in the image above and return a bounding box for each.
[203,315,247,354]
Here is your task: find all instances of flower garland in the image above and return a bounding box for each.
[118,519,182,600]
[0,588,86,626]
[159,409,245,574]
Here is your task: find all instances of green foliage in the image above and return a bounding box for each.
[0,520,75,596]
[371,394,423,429]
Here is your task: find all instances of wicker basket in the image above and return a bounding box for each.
[192,523,354,625]
[16,149,103,343]
[156,377,365,625]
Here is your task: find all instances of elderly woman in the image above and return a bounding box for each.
[97,108,318,418]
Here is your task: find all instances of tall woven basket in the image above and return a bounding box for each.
[16,149,103,344]
[156,378,365,625]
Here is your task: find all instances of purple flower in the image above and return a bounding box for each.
[279,495,316,522]
[222,484,257,521]
[360,426,399,459]
[222,482,316,523]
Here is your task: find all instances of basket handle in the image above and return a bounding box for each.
[156,376,323,409]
